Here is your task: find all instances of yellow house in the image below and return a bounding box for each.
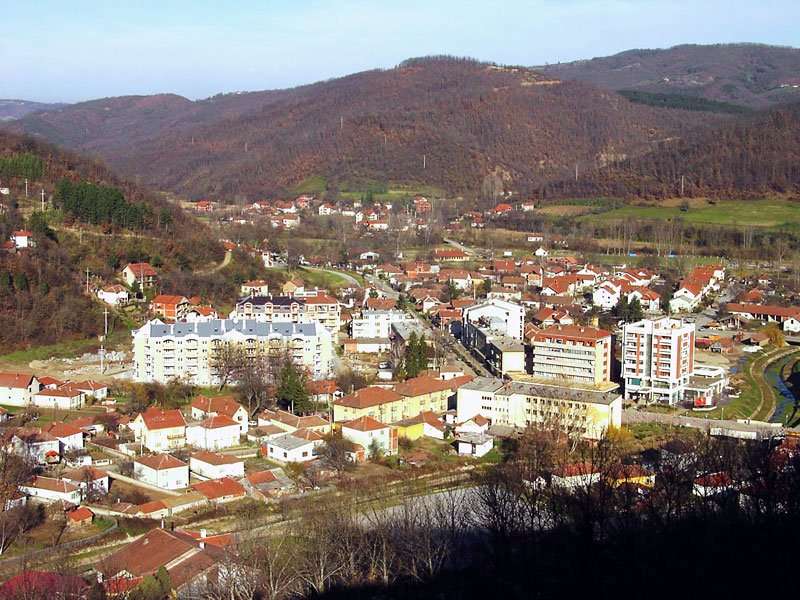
[333,375,473,424]
[608,464,656,487]
[393,411,447,441]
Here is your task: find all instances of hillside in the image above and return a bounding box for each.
[537,43,800,109]
[537,101,800,200]
[5,57,719,199]
[0,131,231,350]
[0,99,67,122]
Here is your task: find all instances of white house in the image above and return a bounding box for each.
[131,408,187,452]
[44,422,84,453]
[134,455,189,490]
[189,451,245,480]
[72,381,109,401]
[0,373,40,407]
[341,416,397,457]
[592,281,622,310]
[550,463,601,489]
[454,433,493,458]
[32,387,84,410]
[186,415,241,451]
[12,230,32,249]
[264,431,321,463]
[62,466,110,498]
[97,285,129,306]
[11,429,60,465]
[19,476,82,505]
[455,415,490,436]
[534,247,549,258]
[189,396,249,435]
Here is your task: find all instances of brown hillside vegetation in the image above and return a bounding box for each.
[6,57,719,199]
[538,43,800,109]
[538,101,800,200]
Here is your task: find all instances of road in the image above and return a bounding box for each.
[443,237,490,259]
[195,249,232,275]
[365,274,400,299]
[307,266,364,289]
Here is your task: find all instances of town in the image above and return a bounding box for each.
[0,186,799,598]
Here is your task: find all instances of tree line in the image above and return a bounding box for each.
[54,179,151,229]
[0,152,45,180]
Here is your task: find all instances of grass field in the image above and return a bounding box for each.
[0,328,130,366]
[580,199,800,229]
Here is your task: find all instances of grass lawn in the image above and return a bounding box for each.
[0,338,102,365]
[581,199,800,230]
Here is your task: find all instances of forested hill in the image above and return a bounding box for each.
[537,102,800,200]
[5,57,719,199]
[537,43,800,109]
[0,131,226,350]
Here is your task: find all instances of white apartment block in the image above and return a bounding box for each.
[622,317,695,405]
[529,325,612,385]
[133,319,334,386]
[231,294,341,333]
[456,377,621,440]
[351,309,416,339]
[463,299,525,340]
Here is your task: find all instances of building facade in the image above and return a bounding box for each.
[529,325,612,385]
[133,319,334,385]
[622,317,695,404]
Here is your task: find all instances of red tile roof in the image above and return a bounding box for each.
[190,451,242,466]
[124,262,158,278]
[394,375,455,397]
[343,416,389,432]
[135,454,187,471]
[44,422,83,439]
[140,407,186,430]
[246,470,277,485]
[67,506,93,522]
[0,372,35,389]
[199,415,239,429]
[531,325,611,343]
[334,386,403,409]
[191,477,246,500]
[190,395,244,418]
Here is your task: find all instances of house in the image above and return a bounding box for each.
[551,462,601,489]
[455,414,490,436]
[244,469,293,499]
[534,247,549,258]
[0,372,40,406]
[32,386,84,410]
[190,395,249,435]
[44,422,84,453]
[607,464,655,487]
[493,203,513,215]
[190,477,246,504]
[19,476,81,505]
[186,415,241,450]
[72,380,109,400]
[97,284,129,305]
[189,451,245,480]
[134,454,189,490]
[150,294,190,321]
[62,466,110,498]
[454,433,493,458]
[434,248,468,262]
[194,199,214,212]
[282,278,305,296]
[263,431,320,463]
[185,305,218,322]
[341,416,398,457]
[693,472,734,497]
[241,280,270,297]
[11,428,60,464]
[257,409,331,434]
[393,411,446,441]
[98,528,225,596]
[122,262,158,289]
[11,230,32,249]
[66,506,94,527]
[131,407,187,452]
[307,379,340,405]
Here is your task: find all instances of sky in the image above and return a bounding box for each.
[2,0,799,103]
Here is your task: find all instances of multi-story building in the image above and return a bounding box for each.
[462,299,525,340]
[622,317,695,404]
[462,299,526,375]
[456,377,622,440]
[351,309,416,339]
[231,294,341,333]
[529,325,612,385]
[133,319,334,385]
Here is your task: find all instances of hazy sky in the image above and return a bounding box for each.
[3,0,799,103]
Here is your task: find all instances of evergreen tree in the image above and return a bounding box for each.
[277,360,312,413]
[12,272,28,292]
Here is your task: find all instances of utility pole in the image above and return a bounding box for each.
[244,142,248,153]
[423,154,426,170]
[85,268,90,295]
[40,189,45,212]
[340,116,343,132]
[24,179,28,198]
[575,163,579,181]
[680,175,685,196]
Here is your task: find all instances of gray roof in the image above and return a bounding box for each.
[235,295,306,307]
[141,319,320,339]
[269,432,315,451]
[501,380,621,406]
[459,377,506,394]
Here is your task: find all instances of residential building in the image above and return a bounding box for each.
[32,387,84,410]
[62,466,110,498]
[190,477,246,504]
[150,295,190,321]
[44,422,84,453]
[264,431,321,463]
[341,416,398,456]
[122,262,158,289]
[622,317,695,405]
[256,409,331,434]
[351,309,415,339]
[241,280,270,297]
[463,299,525,340]
[190,395,249,434]
[97,284,129,305]
[131,407,187,452]
[19,476,82,505]
[0,372,40,406]
[529,325,612,385]
[189,451,245,480]
[456,377,622,440]
[11,428,60,464]
[186,415,241,450]
[132,319,334,385]
[134,455,189,490]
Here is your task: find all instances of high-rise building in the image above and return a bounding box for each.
[529,325,612,385]
[622,317,695,404]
